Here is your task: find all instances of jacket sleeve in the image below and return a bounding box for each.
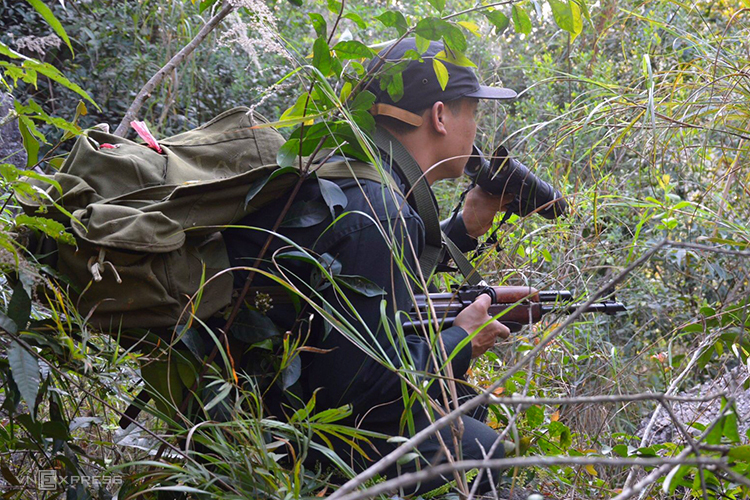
[440,211,479,253]
[307,206,473,421]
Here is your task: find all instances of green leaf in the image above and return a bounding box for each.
[548,0,583,39]
[24,0,74,55]
[334,275,385,297]
[350,90,375,111]
[728,445,750,462]
[663,464,692,494]
[317,177,347,216]
[140,360,183,416]
[575,0,591,22]
[178,326,206,361]
[230,309,281,344]
[525,405,544,428]
[351,109,375,133]
[343,12,366,29]
[8,281,31,331]
[15,214,75,245]
[435,49,476,68]
[282,355,301,390]
[426,0,445,13]
[245,166,298,209]
[203,381,232,412]
[8,340,41,414]
[414,34,430,54]
[723,410,741,443]
[41,421,69,440]
[286,0,303,6]
[385,72,404,102]
[0,40,26,60]
[308,13,327,37]
[0,312,18,334]
[484,10,510,34]
[281,200,329,228]
[415,18,467,52]
[277,139,300,168]
[25,60,98,108]
[18,118,40,168]
[333,40,374,60]
[512,5,532,35]
[432,59,449,91]
[199,0,220,13]
[312,36,332,75]
[376,11,408,36]
[326,0,341,14]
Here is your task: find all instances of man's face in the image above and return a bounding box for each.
[442,98,479,179]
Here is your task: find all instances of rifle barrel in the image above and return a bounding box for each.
[541,301,627,315]
[538,290,573,302]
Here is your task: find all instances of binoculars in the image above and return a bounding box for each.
[464,144,568,219]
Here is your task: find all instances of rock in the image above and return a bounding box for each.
[0,93,27,169]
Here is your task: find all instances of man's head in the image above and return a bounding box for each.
[366,39,516,183]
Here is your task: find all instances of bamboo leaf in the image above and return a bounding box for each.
[334,275,385,297]
[25,60,98,108]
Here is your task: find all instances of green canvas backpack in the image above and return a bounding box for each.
[18,107,397,332]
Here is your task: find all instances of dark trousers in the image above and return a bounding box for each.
[306,406,505,496]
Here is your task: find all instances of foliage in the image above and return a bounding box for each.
[1,0,750,499]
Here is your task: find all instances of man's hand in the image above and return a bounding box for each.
[454,294,511,358]
[462,186,515,238]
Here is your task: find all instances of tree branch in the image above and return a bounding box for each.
[113,2,235,137]
[334,457,725,500]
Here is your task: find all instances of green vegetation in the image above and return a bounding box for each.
[1,0,749,498]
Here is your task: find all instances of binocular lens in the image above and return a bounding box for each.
[465,144,567,219]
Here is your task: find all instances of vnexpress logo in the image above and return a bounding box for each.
[37,470,58,491]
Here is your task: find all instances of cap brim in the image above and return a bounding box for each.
[465,85,517,100]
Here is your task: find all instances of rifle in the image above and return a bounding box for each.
[403,286,626,333]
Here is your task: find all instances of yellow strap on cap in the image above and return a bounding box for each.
[369,103,424,127]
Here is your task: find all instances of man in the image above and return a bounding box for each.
[224,38,516,494]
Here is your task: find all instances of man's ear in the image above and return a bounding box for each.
[427,101,448,136]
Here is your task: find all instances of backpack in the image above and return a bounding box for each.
[18,107,395,332]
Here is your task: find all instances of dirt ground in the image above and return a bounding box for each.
[639,365,750,445]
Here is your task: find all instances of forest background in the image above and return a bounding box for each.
[1,0,749,499]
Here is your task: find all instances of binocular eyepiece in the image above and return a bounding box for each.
[464,144,568,220]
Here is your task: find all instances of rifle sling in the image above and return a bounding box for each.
[372,127,483,286]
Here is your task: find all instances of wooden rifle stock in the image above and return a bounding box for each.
[404,286,626,333]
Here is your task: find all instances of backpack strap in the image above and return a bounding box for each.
[314,158,404,198]
[372,127,483,285]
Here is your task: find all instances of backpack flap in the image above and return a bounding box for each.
[70,204,185,252]
[61,203,232,330]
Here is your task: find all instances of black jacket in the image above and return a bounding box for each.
[224,152,478,425]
